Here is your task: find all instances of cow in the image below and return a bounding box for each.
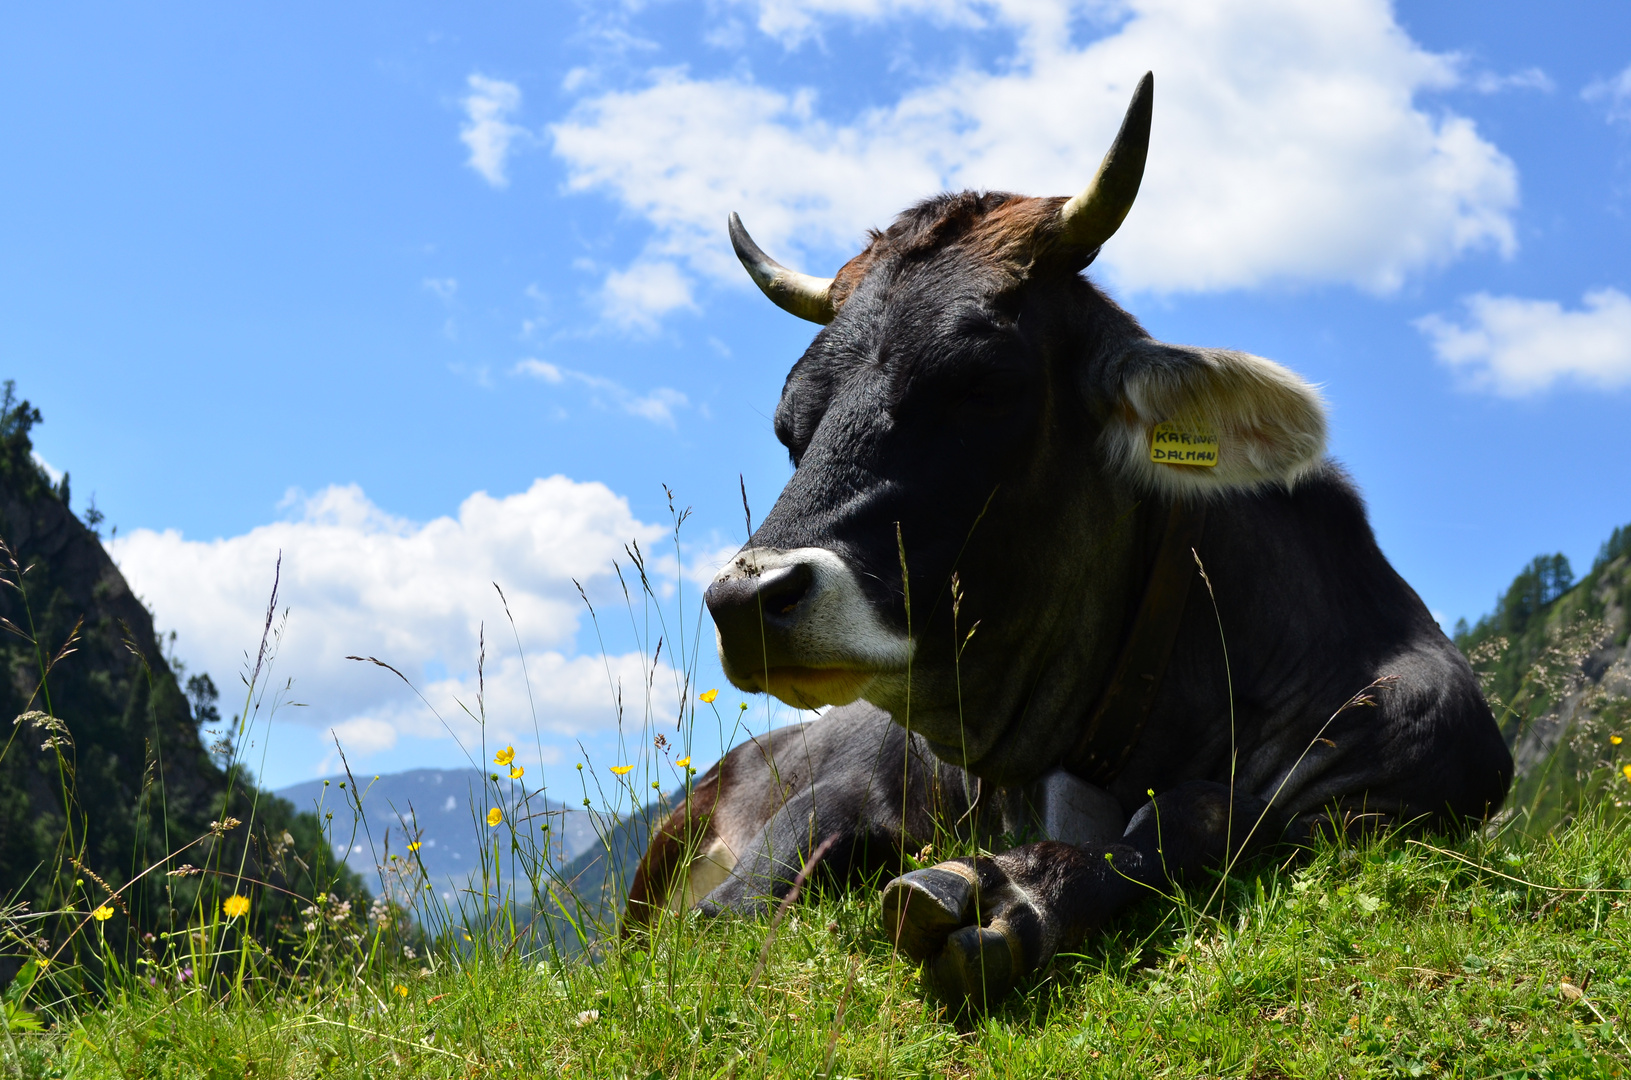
[624,72,1512,1006]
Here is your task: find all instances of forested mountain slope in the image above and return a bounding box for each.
[0,383,360,979]
[1455,521,1631,806]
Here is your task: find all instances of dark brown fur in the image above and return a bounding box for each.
[828,193,1070,315]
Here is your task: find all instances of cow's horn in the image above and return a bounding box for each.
[729,213,836,325]
[1057,71,1154,255]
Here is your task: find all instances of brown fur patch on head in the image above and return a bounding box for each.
[827,192,1070,314]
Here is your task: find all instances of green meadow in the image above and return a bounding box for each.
[4,385,1631,1078]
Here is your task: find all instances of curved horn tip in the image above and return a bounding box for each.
[726,212,837,326]
[727,211,757,263]
[1058,71,1156,253]
[1123,71,1154,150]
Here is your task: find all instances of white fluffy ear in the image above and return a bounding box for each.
[1101,340,1327,496]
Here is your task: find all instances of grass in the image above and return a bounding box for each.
[5,503,1631,1078]
[7,813,1631,1077]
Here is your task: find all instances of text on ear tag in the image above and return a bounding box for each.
[1149,421,1218,467]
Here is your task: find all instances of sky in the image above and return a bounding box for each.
[3,0,1629,797]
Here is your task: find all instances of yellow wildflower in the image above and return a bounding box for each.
[1612,734,1624,745]
[509,765,524,779]
[91,905,114,922]
[222,895,250,918]
[675,757,691,768]
[699,688,719,704]
[610,765,634,776]
[487,807,503,827]
[394,984,408,997]
[494,746,516,766]
[35,957,49,970]
[1623,764,1631,783]
[408,840,421,853]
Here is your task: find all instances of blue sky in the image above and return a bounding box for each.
[3,0,1629,796]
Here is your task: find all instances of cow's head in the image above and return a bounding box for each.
[705,74,1327,784]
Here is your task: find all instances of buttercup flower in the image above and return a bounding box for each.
[222,895,250,918]
[1622,764,1631,783]
[394,984,409,997]
[675,756,691,768]
[1612,734,1624,745]
[509,765,524,779]
[91,905,114,922]
[487,807,503,827]
[699,689,719,704]
[408,840,421,853]
[494,746,516,766]
[610,764,634,776]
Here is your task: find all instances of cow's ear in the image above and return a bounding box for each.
[1098,340,1327,495]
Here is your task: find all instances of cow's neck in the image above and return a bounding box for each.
[1061,498,1208,786]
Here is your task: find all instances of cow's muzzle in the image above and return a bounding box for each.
[704,547,912,709]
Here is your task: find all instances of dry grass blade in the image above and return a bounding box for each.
[1405,839,1631,894]
[745,834,839,991]
[247,551,282,690]
[43,617,82,675]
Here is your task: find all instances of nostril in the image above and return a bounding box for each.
[704,561,818,627]
[757,562,814,616]
[705,556,826,676]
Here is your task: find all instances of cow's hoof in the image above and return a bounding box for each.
[925,925,1015,1008]
[881,867,974,961]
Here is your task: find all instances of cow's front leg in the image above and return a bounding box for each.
[881,781,1276,1006]
[695,783,896,918]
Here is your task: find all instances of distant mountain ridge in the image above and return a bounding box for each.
[275,767,614,898]
[274,766,678,943]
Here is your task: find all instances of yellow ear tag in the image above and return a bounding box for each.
[1150,421,1219,467]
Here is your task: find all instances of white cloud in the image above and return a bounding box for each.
[325,716,400,758]
[1415,288,1631,396]
[622,387,690,425]
[1584,64,1631,125]
[109,478,677,772]
[512,358,690,426]
[514,358,565,383]
[1467,66,1553,94]
[551,0,1518,307]
[424,278,461,340]
[423,277,458,304]
[729,0,995,47]
[600,259,698,331]
[461,74,526,187]
[520,282,552,339]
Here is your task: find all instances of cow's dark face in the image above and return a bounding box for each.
[707,194,1328,785]
[707,195,1140,779]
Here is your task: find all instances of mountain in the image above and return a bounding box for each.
[0,382,361,980]
[1455,521,1631,806]
[274,768,613,896]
